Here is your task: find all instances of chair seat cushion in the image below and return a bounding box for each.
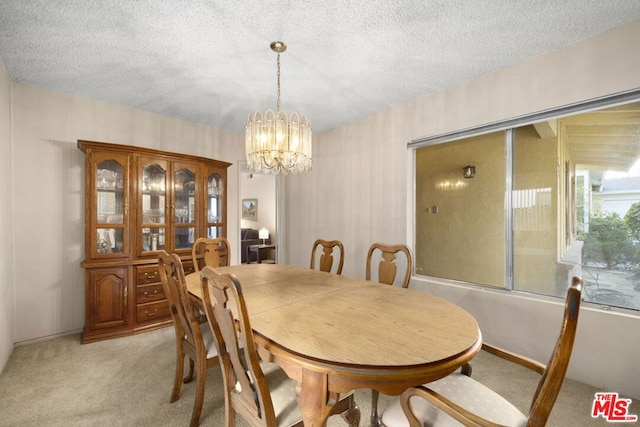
[381,372,528,427]
[200,323,219,359]
[260,362,302,426]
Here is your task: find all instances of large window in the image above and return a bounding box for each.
[415,131,506,287]
[414,97,640,312]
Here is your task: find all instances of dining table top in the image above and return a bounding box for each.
[185,263,481,371]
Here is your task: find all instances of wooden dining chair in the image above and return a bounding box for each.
[381,276,583,427]
[310,239,345,274]
[199,266,361,427]
[158,251,220,427]
[365,242,413,426]
[366,242,412,288]
[191,237,231,271]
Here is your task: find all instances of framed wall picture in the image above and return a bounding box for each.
[242,198,258,221]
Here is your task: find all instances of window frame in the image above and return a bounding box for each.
[409,88,640,314]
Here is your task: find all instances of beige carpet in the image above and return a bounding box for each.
[0,326,636,426]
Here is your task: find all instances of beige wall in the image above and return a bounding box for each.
[285,20,640,399]
[0,61,14,371]
[10,83,243,343]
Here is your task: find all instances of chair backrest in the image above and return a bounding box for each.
[527,276,582,426]
[200,266,277,426]
[310,239,345,275]
[158,251,204,352]
[366,243,412,288]
[191,237,231,272]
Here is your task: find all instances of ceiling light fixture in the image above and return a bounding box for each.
[245,41,312,175]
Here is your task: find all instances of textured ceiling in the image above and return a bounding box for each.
[1,1,640,134]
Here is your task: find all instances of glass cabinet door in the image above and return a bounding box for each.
[94,153,128,257]
[140,161,167,254]
[206,172,223,238]
[173,163,198,250]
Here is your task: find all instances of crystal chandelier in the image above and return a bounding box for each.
[245,41,312,175]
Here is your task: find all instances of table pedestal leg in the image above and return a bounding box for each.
[370,389,384,427]
[298,370,337,427]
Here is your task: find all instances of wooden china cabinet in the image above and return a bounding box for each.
[78,140,231,343]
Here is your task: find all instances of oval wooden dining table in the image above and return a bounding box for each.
[186,263,481,427]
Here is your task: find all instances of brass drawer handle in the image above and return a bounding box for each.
[145,308,159,317]
[143,289,159,297]
[144,272,157,280]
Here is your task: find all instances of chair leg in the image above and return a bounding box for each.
[370,389,383,427]
[340,394,361,427]
[170,348,185,403]
[189,356,208,427]
[184,357,195,383]
[461,362,473,377]
[224,392,235,427]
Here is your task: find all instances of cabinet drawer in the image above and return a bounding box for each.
[137,283,165,303]
[136,265,161,285]
[136,300,170,323]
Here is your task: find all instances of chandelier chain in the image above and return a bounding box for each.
[276,52,281,111]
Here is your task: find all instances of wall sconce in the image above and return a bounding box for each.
[462,165,476,179]
[259,228,269,245]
